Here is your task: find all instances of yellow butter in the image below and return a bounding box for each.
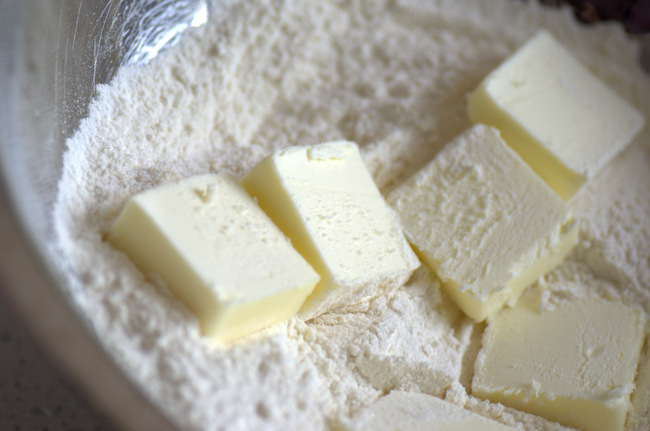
[107,173,319,343]
[388,125,577,321]
[473,293,646,431]
[336,391,516,431]
[241,141,419,320]
[468,30,645,200]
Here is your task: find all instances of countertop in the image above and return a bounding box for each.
[0,299,116,431]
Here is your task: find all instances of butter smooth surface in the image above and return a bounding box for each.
[388,125,577,321]
[473,294,646,431]
[107,174,319,342]
[241,141,419,320]
[468,30,645,200]
[337,391,515,431]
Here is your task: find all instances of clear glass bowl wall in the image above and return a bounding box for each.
[0,1,207,430]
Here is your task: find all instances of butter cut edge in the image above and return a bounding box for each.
[468,88,585,201]
[436,217,579,322]
[242,142,420,321]
[472,294,646,431]
[472,385,630,431]
[467,30,645,201]
[107,200,221,334]
[108,197,319,343]
[107,174,320,344]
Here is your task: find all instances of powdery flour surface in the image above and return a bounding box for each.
[53,1,650,430]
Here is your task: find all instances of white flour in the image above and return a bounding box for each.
[53,0,650,430]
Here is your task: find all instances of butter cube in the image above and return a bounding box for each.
[468,30,645,200]
[388,125,578,321]
[241,141,420,320]
[107,174,319,343]
[473,294,646,431]
[337,391,516,431]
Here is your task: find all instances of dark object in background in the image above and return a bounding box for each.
[540,0,650,33]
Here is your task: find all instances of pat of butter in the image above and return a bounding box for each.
[473,293,646,431]
[107,174,319,343]
[388,125,578,321]
[336,391,516,431]
[468,30,645,200]
[241,141,420,320]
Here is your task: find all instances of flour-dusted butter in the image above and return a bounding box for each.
[468,30,645,200]
[336,391,516,431]
[388,125,578,321]
[107,174,319,343]
[241,141,420,320]
[473,292,646,431]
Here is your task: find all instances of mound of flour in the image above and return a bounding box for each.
[53,0,650,430]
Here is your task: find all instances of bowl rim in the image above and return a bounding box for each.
[0,2,179,430]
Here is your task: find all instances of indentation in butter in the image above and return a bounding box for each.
[193,184,216,203]
[307,144,345,161]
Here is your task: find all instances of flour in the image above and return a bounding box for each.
[53,0,650,430]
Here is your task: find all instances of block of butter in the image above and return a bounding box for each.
[388,125,578,321]
[107,174,319,343]
[241,141,420,320]
[336,391,516,431]
[473,292,646,431]
[468,30,645,200]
